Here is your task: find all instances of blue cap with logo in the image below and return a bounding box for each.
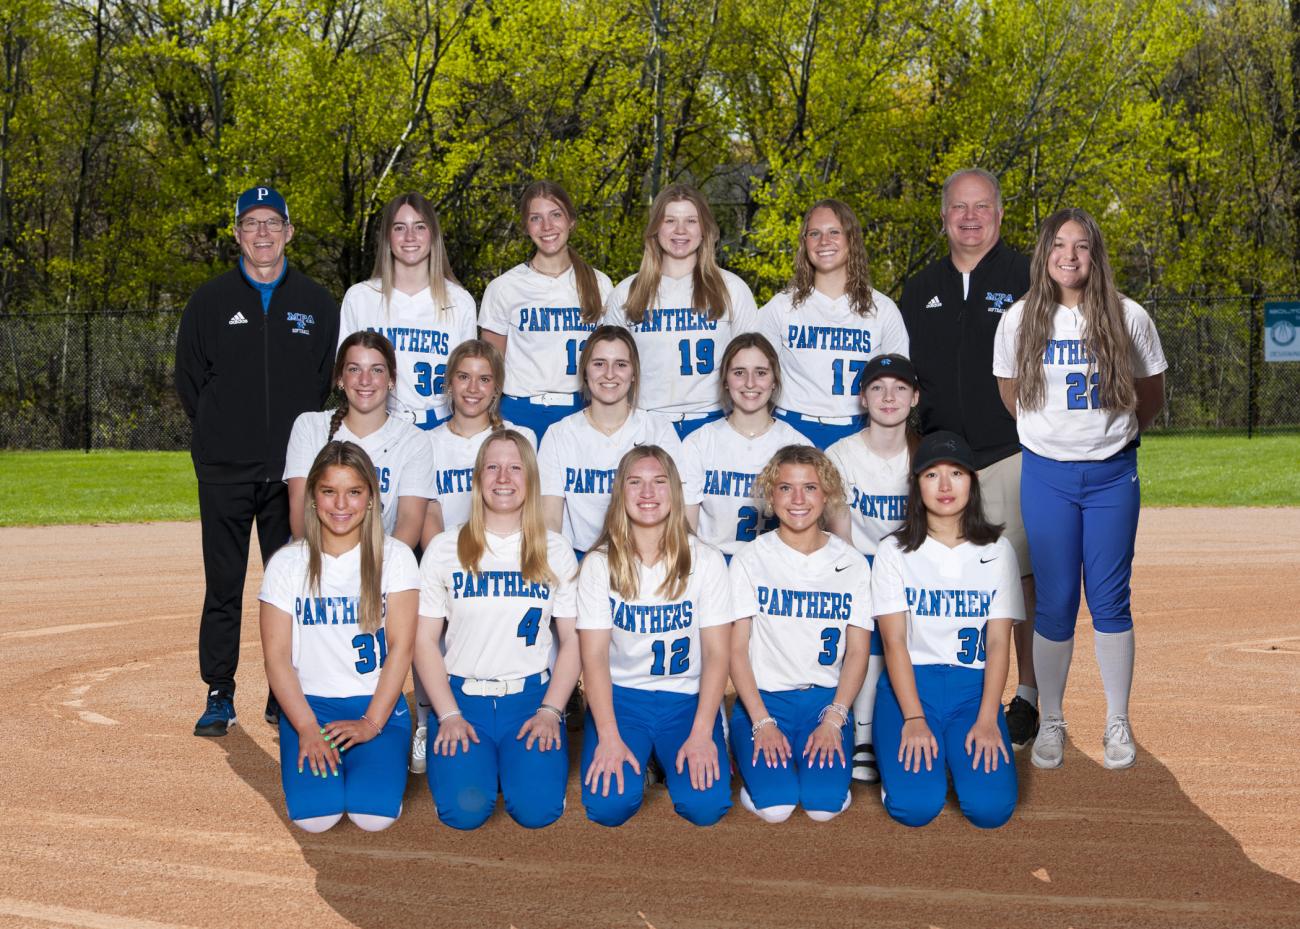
[912,430,976,475]
[235,186,290,222]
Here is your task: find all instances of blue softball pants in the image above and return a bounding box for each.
[279,695,411,822]
[500,393,583,443]
[581,685,731,827]
[774,408,866,450]
[426,673,568,830]
[874,666,1017,829]
[1020,446,1141,641]
[730,687,853,813]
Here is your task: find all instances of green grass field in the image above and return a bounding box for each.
[1,434,1296,526]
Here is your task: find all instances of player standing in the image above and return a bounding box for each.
[578,446,737,826]
[993,208,1166,771]
[176,185,338,736]
[284,332,434,549]
[605,184,759,438]
[758,199,909,449]
[414,431,580,828]
[898,168,1040,749]
[479,181,613,441]
[824,353,919,785]
[679,333,810,558]
[339,192,476,430]
[728,446,871,823]
[872,432,1023,828]
[537,326,692,557]
[259,441,419,832]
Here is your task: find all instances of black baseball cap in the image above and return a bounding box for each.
[912,430,976,474]
[862,354,918,388]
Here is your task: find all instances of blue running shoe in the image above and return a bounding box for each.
[195,689,236,737]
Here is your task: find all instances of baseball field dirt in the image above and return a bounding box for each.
[1,508,1297,928]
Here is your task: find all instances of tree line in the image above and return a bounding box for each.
[1,0,1297,318]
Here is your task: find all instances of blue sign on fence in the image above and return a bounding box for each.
[1264,302,1300,362]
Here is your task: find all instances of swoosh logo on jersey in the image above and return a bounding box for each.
[835,563,851,572]
[980,554,998,563]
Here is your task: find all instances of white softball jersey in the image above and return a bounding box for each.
[992,297,1167,461]
[339,279,478,425]
[576,537,737,693]
[605,269,759,415]
[419,528,578,681]
[871,535,1024,670]
[758,289,910,418]
[260,537,420,698]
[537,409,697,552]
[679,417,811,555]
[283,411,436,537]
[478,263,614,397]
[824,434,909,558]
[426,421,539,530]
[730,531,874,692]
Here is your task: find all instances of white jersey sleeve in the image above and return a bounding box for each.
[283,411,331,481]
[824,435,910,558]
[576,538,736,693]
[730,532,872,691]
[994,298,1167,461]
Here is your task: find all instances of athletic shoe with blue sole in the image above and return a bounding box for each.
[194,689,236,737]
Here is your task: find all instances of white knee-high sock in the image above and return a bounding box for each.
[293,813,342,833]
[413,671,431,727]
[1093,629,1135,719]
[853,654,885,745]
[1033,632,1074,720]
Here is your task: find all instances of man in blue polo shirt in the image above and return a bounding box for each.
[175,186,338,736]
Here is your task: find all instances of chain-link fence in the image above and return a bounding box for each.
[1,297,1298,450]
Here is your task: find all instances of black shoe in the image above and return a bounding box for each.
[1005,695,1040,751]
[195,690,236,737]
[264,692,281,725]
[646,755,666,787]
[565,683,584,732]
[852,742,879,784]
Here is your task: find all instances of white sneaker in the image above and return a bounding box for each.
[1031,716,1067,769]
[410,725,428,774]
[1102,715,1136,769]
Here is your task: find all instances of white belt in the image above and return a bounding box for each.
[777,407,855,426]
[523,392,576,407]
[459,669,549,697]
[666,410,716,422]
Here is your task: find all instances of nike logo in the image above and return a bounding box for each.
[393,704,408,717]
[980,554,998,563]
[1131,473,1138,482]
[835,564,851,572]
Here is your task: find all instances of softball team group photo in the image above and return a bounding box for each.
[175,168,1167,836]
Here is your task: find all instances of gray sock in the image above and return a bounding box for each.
[1033,632,1074,720]
[853,654,885,745]
[1093,629,1135,719]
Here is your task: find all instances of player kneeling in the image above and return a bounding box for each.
[415,431,579,829]
[578,447,738,827]
[873,432,1023,829]
[729,446,871,823]
[259,441,420,833]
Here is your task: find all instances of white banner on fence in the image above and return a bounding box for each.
[1264,302,1300,362]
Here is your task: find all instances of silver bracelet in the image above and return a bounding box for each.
[360,713,382,735]
[538,703,565,722]
[818,703,850,728]
[437,709,463,724]
[751,716,777,736]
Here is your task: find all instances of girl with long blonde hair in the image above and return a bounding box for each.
[576,445,737,827]
[605,184,759,439]
[757,199,910,449]
[992,207,1167,773]
[479,180,614,440]
[339,192,476,430]
[413,431,580,829]
[259,441,420,833]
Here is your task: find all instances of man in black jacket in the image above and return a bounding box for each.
[175,186,338,736]
[898,168,1040,750]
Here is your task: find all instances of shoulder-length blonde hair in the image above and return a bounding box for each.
[788,199,875,318]
[578,325,640,409]
[456,430,556,586]
[370,192,458,316]
[1015,208,1136,412]
[623,184,731,325]
[304,441,386,634]
[718,332,783,412]
[519,180,605,325]
[591,445,692,601]
[753,444,847,529]
[445,338,506,428]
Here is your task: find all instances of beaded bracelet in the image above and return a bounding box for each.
[818,702,851,728]
[437,709,463,724]
[360,713,382,735]
[751,716,777,736]
[538,703,565,722]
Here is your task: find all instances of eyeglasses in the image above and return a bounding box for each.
[238,217,287,232]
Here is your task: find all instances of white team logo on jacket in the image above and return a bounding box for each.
[925,296,942,309]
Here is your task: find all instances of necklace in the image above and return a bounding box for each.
[731,416,774,439]
[527,257,570,278]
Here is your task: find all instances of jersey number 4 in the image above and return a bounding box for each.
[1065,372,1100,410]
[352,629,389,674]
[650,636,690,675]
[413,361,447,397]
[956,626,987,664]
[516,606,543,646]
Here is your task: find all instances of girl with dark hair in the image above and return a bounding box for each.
[993,208,1167,771]
[872,431,1023,829]
[339,192,477,430]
